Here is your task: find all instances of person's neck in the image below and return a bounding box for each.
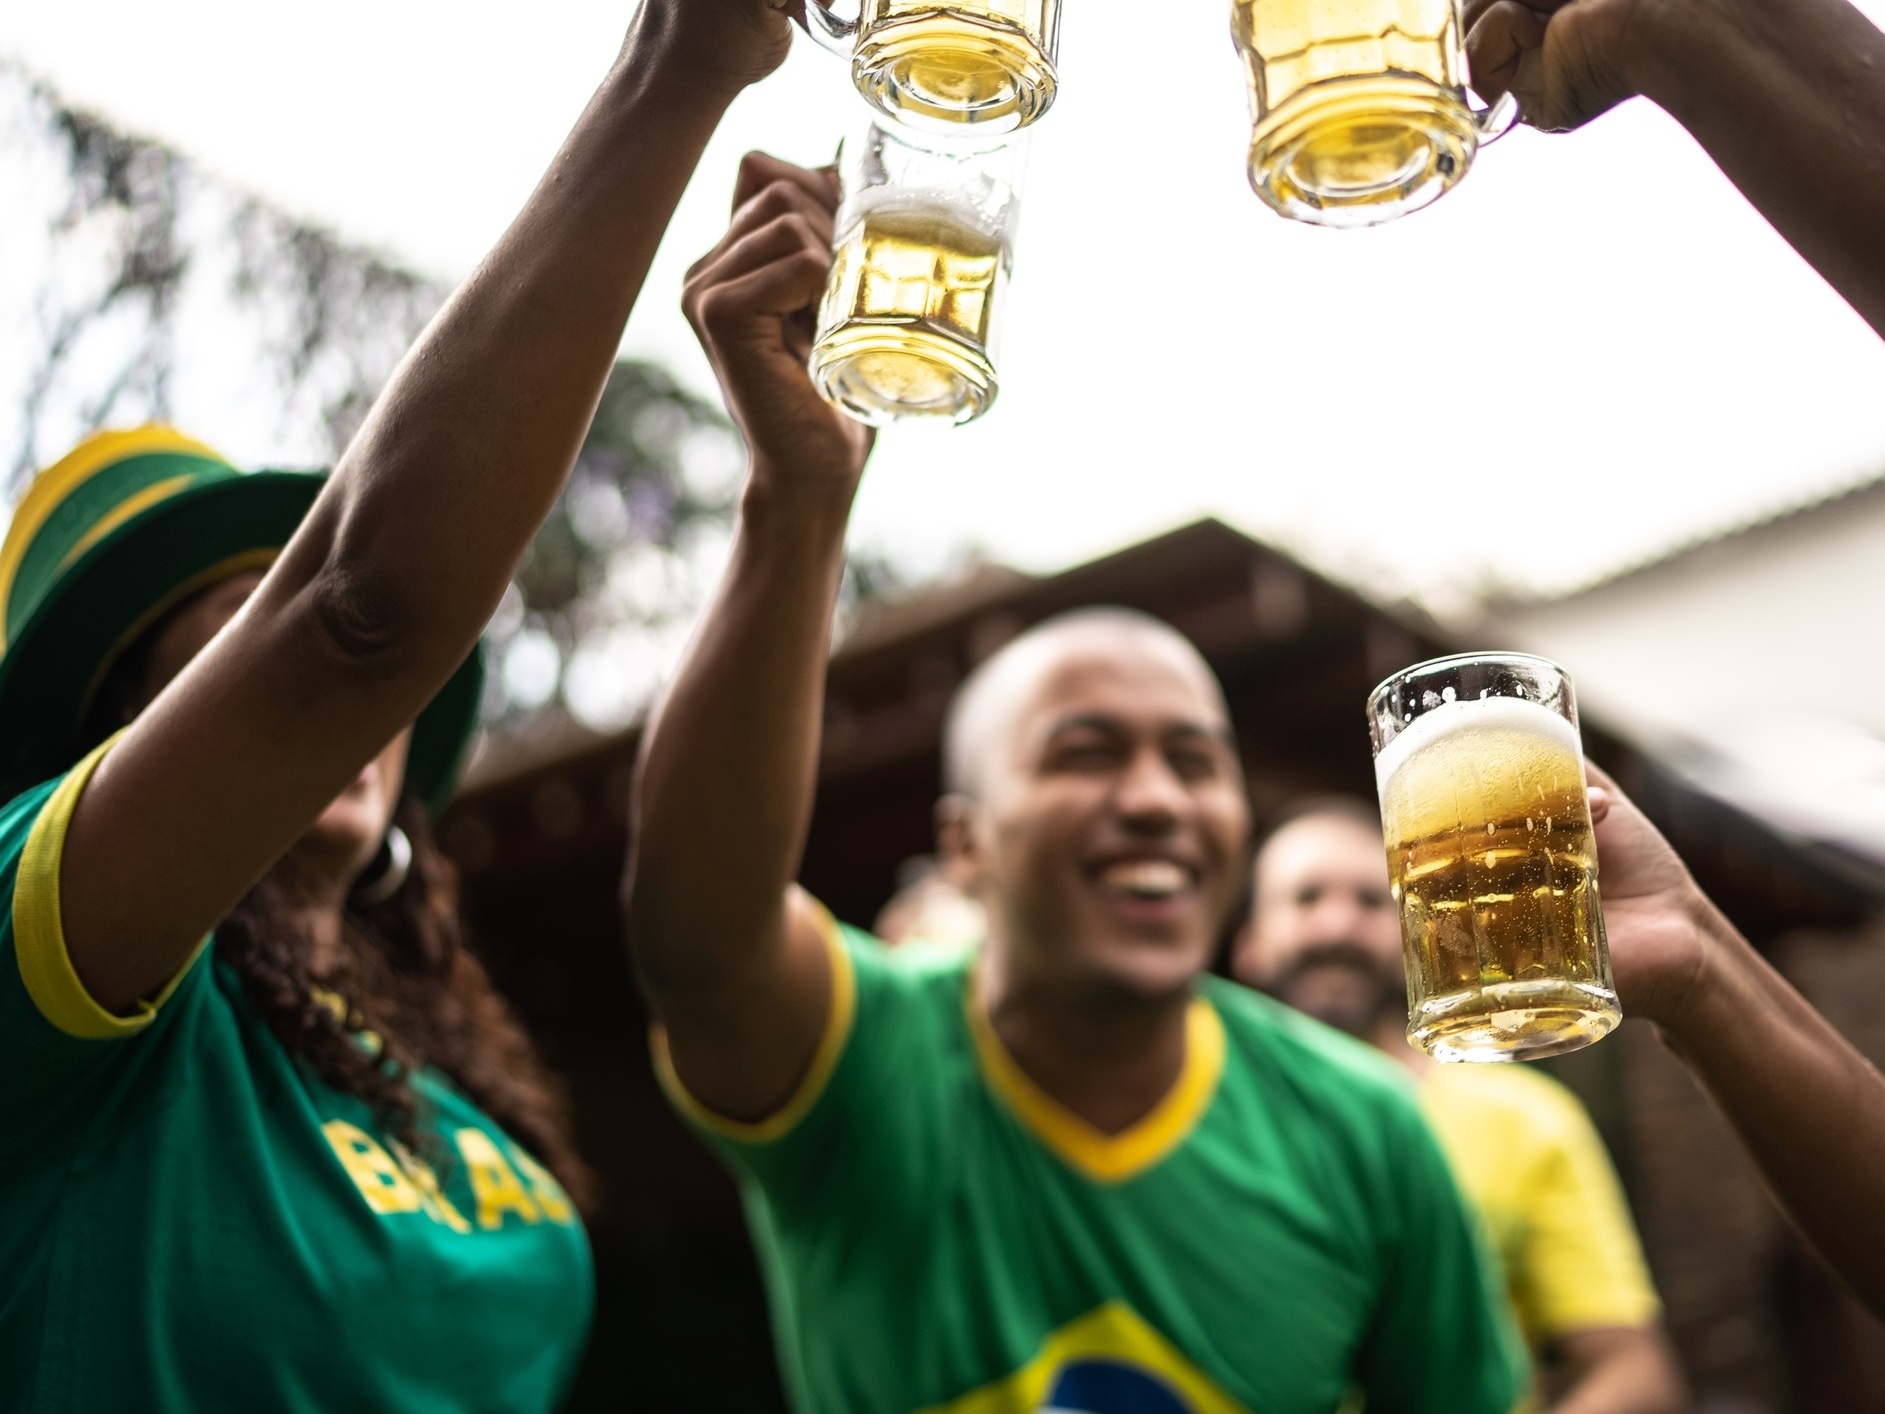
[1369,1013,1432,1078]
[979,947,1194,1137]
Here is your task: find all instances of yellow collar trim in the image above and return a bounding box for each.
[967,977,1226,1184]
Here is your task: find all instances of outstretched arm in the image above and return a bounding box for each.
[1589,766,1885,1315]
[64,0,797,1013]
[1466,0,1885,338]
[625,154,873,1122]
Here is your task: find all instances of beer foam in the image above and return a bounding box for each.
[843,184,1010,247]
[1376,695,1585,840]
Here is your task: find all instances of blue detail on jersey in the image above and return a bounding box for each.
[1040,1360,1194,1413]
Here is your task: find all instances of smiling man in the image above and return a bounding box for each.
[622,153,1526,1414]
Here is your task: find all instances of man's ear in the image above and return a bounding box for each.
[935,793,979,872]
[1228,918,1263,989]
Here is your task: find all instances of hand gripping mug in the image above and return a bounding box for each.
[1368,653,1622,1062]
[1231,0,1518,226]
[805,0,1062,134]
[809,123,1026,428]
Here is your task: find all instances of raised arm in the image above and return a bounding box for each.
[1466,0,1885,338]
[63,0,796,1013]
[1588,767,1885,1315]
[624,153,870,1122]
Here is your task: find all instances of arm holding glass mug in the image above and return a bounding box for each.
[1464,0,1885,339]
[1588,765,1885,1317]
[629,153,873,1124]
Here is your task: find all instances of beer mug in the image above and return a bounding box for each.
[1368,654,1621,1062]
[805,0,1061,133]
[809,124,1025,428]
[1232,0,1519,226]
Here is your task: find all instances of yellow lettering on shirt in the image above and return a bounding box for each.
[390,1140,474,1234]
[510,1145,576,1226]
[323,1120,423,1215]
[455,1127,542,1229]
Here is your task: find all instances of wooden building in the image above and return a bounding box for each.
[438,519,1885,1413]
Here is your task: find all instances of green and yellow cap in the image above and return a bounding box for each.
[0,427,483,814]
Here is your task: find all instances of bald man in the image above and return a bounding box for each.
[623,155,1525,1414]
[1234,803,1685,1414]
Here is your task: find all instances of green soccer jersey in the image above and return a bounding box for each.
[0,741,593,1413]
[657,915,1528,1414]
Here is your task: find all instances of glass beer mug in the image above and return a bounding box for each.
[1368,653,1622,1062]
[810,124,1025,428]
[1231,0,1519,226]
[805,0,1062,133]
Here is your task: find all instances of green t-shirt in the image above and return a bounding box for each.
[658,917,1528,1414]
[0,741,594,1413]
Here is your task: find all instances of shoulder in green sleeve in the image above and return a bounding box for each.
[0,748,210,1138]
[652,912,976,1210]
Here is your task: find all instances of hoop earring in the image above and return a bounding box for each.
[352,824,413,907]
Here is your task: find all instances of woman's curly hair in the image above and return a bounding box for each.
[217,801,595,1211]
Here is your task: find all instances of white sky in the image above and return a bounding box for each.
[7,0,1885,607]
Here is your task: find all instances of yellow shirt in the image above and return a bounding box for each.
[1420,1064,1661,1352]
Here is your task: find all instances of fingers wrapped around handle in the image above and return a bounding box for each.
[729,150,841,219]
[682,154,872,486]
[1465,0,1642,132]
[1464,0,1549,108]
[684,197,835,364]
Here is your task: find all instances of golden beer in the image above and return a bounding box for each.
[1374,687,1621,1062]
[811,195,1010,427]
[1231,0,1511,226]
[813,0,1061,133]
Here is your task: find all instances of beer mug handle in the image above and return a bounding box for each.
[1473,90,1521,145]
[804,0,861,56]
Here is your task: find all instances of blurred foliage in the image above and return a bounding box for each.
[228,199,448,455]
[10,84,188,490]
[487,368,913,735]
[518,366,731,622]
[6,62,448,483]
[7,64,912,739]
[483,363,740,732]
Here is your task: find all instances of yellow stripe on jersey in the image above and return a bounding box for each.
[14,731,207,1039]
[969,977,1226,1184]
[650,899,858,1145]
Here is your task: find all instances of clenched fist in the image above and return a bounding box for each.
[1464,0,1652,130]
[684,152,873,498]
